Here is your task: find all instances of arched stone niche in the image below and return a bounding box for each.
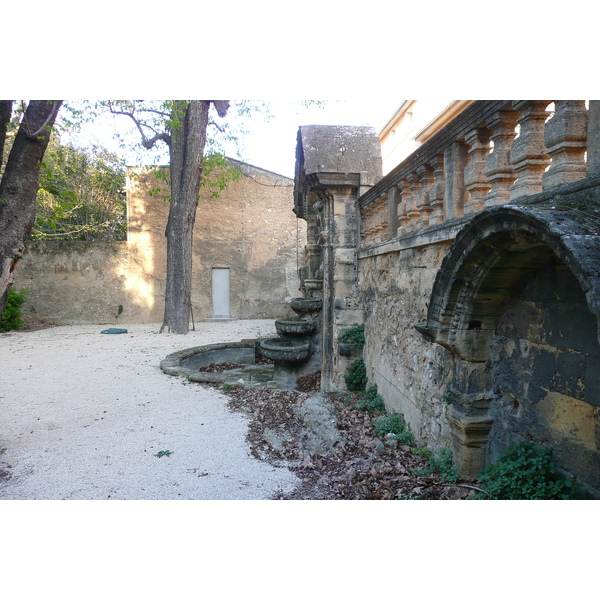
[417,202,600,492]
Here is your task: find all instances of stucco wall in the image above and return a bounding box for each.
[15,161,305,325]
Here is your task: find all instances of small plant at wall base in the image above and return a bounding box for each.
[0,289,27,332]
[356,384,386,413]
[476,441,586,500]
[413,448,460,483]
[375,412,416,446]
[339,324,365,348]
[345,358,367,391]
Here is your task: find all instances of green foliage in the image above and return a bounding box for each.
[222,382,237,393]
[339,324,365,349]
[201,153,242,198]
[345,358,367,392]
[154,450,173,458]
[375,413,415,446]
[356,385,386,413]
[413,448,460,483]
[0,289,27,332]
[442,381,454,405]
[477,441,585,500]
[34,138,126,241]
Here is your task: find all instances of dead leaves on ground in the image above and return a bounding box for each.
[219,383,474,501]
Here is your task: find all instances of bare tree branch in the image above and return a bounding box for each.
[107,101,171,149]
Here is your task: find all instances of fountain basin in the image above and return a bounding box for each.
[260,337,311,363]
[275,317,316,336]
[290,297,322,314]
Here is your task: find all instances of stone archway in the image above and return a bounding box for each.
[418,202,600,492]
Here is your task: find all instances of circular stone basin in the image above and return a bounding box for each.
[260,337,311,363]
[291,297,322,314]
[275,317,316,336]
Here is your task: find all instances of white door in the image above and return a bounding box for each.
[212,268,230,318]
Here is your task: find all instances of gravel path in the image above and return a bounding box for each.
[0,320,300,500]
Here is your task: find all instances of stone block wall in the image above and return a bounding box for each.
[358,238,455,451]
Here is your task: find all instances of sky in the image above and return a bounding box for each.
[63,99,401,178]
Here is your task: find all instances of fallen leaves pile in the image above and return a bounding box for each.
[221,382,477,500]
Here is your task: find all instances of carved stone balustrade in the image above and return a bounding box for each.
[542,100,588,190]
[359,100,599,248]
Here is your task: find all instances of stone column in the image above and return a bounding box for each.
[443,141,469,220]
[464,127,492,214]
[509,100,552,200]
[484,109,518,207]
[428,154,445,226]
[542,100,588,190]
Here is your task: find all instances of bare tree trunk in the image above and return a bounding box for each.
[0,100,62,316]
[160,101,211,334]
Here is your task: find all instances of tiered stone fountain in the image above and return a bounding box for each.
[260,296,322,388]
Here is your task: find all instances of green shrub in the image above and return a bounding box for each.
[345,358,367,392]
[339,324,365,349]
[477,441,585,500]
[357,385,386,413]
[0,289,27,332]
[375,412,415,446]
[413,448,460,483]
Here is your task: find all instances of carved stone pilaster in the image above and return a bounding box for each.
[416,164,434,229]
[484,109,518,207]
[464,127,492,214]
[542,100,588,190]
[509,100,552,200]
[428,154,445,226]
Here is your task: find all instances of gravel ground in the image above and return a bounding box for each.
[0,320,300,500]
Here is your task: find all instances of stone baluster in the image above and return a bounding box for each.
[416,163,435,228]
[387,185,400,239]
[374,199,383,242]
[509,100,552,200]
[361,205,371,245]
[372,200,382,242]
[397,179,411,236]
[377,196,387,242]
[443,140,469,220]
[484,108,519,207]
[360,206,368,244]
[542,100,588,190]
[464,128,492,214]
[367,204,376,243]
[428,154,445,226]
[407,172,421,231]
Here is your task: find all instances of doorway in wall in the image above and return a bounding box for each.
[211,267,230,319]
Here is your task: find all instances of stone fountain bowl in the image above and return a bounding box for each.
[275,317,316,336]
[260,337,311,363]
[290,297,322,314]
